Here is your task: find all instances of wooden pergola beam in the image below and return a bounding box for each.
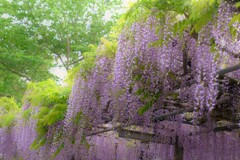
[153,107,194,122]
[118,128,176,145]
[213,124,240,132]
[118,129,183,160]
[87,124,122,136]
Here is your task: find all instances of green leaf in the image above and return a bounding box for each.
[52,143,64,158]
[30,137,47,150]
[73,111,83,125]
[229,14,240,37]
[133,74,142,81]
[230,14,240,25]
[135,88,145,95]
[137,101,153,115]
[235,2,240,8]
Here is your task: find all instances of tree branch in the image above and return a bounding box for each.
[163,100,189,108]
[217,63,240,77]
[0,63,31,81]
[153,107,194,122]
[55,53,68,70]
[69,57,84,66]
[66,36,70,70]
[43,45,68,70]
[182,44,188,75]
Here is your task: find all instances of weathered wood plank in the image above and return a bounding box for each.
[118,128,176,145]
[153,107,194,122]
[213,124,240,132]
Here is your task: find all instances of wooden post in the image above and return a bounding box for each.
[139,150,144,160]
[174,136,184,160]
[118,129,185,160]
[115,143,118,160]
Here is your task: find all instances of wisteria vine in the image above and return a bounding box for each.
[0,1,240,160]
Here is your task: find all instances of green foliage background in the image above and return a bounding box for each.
[0,0,121,100]
[0,97,19,127]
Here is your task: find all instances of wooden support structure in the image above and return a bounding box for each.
[88,127,119,136]
[87,124,122,136]
[88,60,240,158]
[114,143,118,160]
[174,136,184,160]
[118,128,176,145]
[118,128,184,160]
[213,124,240,132]
[153,107,194,122]
[86,122,239,160]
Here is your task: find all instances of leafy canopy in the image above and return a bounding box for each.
[0,0,122,100]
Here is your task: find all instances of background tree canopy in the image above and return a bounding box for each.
[0,0,121,100]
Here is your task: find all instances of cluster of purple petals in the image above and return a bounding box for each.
[113,16,183,126]
[85,130,174,160]
[66,56,114,128]
[154,121,240,160]
[2,2,240,159]
[64,8,239,158]
[212,2,240,79]
[13,114,38,159]
[63,56,115,158]
[187,38,218,117]
[0,128,16,159]
[0,104,68,160]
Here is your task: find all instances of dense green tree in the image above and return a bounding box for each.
[0,0,121,99]
[0,10,53,99]
[0,0,121,70]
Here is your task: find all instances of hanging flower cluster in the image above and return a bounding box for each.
[1,1,240,160]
